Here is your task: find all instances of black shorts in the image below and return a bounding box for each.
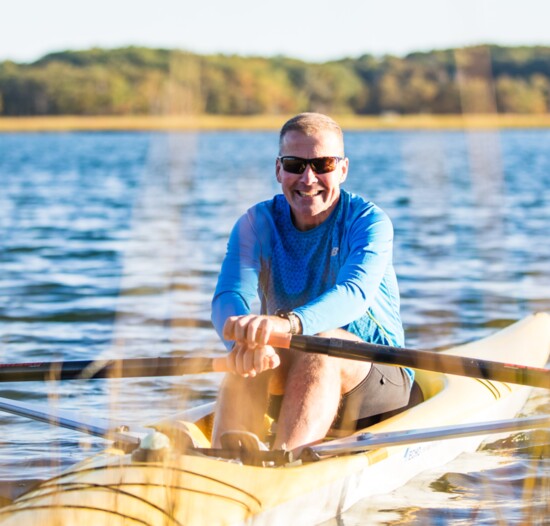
[268,365,422,431]
[333,364,414,430]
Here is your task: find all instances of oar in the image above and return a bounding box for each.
[1,333,548,388]
[304,414,550,459]
[0,355,227,382]
[266,333,550,389]
[0,397,290,466]
[0,396,150,449]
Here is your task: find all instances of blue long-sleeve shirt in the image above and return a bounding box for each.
[212,189,412,383]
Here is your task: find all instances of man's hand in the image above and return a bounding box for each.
[222,315,287,377]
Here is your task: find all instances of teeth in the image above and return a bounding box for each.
[298,190,321,197]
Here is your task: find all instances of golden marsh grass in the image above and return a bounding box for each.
[1,114,550,132]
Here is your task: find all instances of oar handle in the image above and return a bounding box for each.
[267,332,293,349]
[212,357,229,372]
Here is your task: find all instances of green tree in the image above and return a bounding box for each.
[2,45,550,116]
[496,74,548,113]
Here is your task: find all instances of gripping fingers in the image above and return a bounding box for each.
[227,343,279,378]
[223,315,248,341]
[228,342,257,377]
[254,345,279,373]
[223,315,261,342]
[247,317,273,346]
[266,351,281,370]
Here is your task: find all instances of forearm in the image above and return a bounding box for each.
[294,280,373,335]
[211,212,263,348]
[211,291,251,349]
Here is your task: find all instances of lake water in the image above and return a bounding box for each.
[0,129,549,523]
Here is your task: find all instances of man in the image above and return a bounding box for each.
[211,113,413,454]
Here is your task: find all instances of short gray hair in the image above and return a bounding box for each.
[279,113,344,155]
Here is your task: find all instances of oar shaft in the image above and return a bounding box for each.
[0,356,227,382]
[268,333,550,389]
[307,414,550,457]
[0,396,145,447]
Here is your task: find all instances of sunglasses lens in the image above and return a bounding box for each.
[280,157,341,174]
[281,158,306,174]
[311,157,339,173]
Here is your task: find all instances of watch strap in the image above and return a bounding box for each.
[276,310,299,335]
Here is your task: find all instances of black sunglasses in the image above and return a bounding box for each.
[278,156,344,175]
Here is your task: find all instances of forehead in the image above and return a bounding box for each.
[280,130,344,156]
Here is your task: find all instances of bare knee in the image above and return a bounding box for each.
[280,351,343,400]
[275,330,371,396]
[269,349,337,397]
[299,330,371,394]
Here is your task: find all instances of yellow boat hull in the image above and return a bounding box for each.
[1,314,549,525]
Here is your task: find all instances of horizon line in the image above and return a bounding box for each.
[2,41,549,66]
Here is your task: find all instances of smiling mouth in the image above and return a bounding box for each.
[297,190,323,197]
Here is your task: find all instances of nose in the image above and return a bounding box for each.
[300,163,318,184]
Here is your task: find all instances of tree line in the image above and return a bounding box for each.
[1,45,549,116]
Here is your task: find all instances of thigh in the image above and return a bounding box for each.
[271,329,371,396]
[310,328,373,395]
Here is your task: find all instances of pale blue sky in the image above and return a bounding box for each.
[2,0,548,63]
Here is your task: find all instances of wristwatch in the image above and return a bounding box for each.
[276,310,299,335]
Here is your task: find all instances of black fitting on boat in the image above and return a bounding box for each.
[298,447,322,462]
[193,447,294,467]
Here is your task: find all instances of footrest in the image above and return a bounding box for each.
[220,431,274,466]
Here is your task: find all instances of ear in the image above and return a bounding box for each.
[339,157,349,183]
[275,158,282,183]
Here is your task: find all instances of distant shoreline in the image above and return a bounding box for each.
[1,114,550,132]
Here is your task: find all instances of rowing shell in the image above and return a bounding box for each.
[0,313,549,525]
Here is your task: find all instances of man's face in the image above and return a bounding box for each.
[276,130,348,231]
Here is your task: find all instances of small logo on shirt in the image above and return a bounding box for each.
[331,247,339,257]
